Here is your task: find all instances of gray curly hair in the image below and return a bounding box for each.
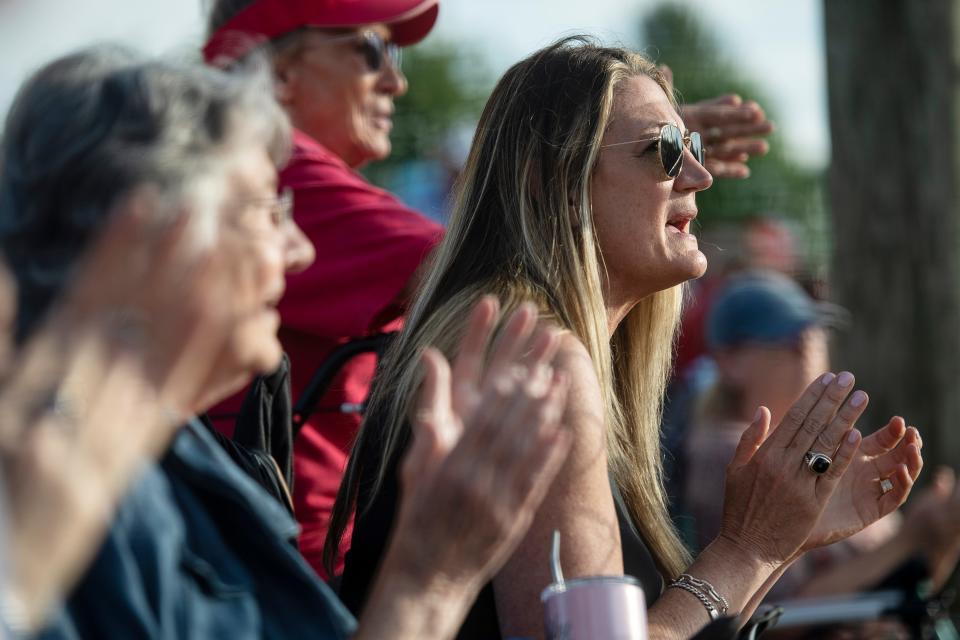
[0,44,290,342]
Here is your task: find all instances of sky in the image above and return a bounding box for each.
[0,0,829,167]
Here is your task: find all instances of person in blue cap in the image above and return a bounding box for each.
[682,271,960,617]
[682,270,840,549]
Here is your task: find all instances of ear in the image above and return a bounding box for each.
[272,53,300,108]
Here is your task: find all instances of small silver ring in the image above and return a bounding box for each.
[879,478,894,495]
[804,451,832,475]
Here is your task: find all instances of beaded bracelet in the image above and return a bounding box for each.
[668,580,719,620]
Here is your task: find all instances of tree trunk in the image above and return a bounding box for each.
[825,0,960,471]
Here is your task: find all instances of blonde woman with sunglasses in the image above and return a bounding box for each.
[329,37,923,639]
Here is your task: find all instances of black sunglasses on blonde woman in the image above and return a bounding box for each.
[604,123,705,178]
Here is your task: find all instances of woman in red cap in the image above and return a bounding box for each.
[203,0,444,580]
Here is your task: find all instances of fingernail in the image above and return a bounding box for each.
[820,373,835,386]
[837,372,854,388]
[848,429,860,443]
[753,407,762,422]
[850,391,867,408]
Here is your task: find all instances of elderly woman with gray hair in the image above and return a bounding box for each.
[0,46,572,640]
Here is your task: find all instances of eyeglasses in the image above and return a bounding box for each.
[602,124,705,179]
[305,30,402,73]
[236,187,294,229]
[264,187,294,226]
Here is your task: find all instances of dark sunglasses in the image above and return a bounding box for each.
[603,124,705,179]
[304,30,401,72]
[357,31,401,72]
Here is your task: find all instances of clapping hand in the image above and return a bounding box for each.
[804,415,922,550]
[392,298,571,588]
[0,198,236,630]
[719,371,923,570]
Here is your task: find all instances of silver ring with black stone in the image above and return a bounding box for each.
[804,451,832,475]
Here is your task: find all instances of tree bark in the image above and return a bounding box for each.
[825,0,960,470]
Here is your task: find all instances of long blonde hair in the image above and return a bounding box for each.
[326,36,691,578]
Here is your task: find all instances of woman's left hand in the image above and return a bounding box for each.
[803,416,922,550]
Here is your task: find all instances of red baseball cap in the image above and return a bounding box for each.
[204,0,439,66]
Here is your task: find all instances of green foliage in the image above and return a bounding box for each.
[364,41,491,187]
[638,4,827,263]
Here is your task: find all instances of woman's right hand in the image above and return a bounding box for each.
[355,298,571,640]
[392,298,571,588]
[717,372,869,568]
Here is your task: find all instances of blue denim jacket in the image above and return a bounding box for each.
[39,420,357,640]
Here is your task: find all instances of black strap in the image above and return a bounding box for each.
[232,353,294,488]
[291,332,396,437]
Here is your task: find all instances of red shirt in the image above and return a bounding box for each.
[211,129,443,578]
